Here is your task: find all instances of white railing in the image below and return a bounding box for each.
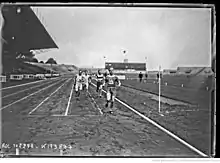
[23,74,36,79]
[10,74,24,80]
[0,75,6,82]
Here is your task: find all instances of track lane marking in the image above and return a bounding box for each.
[87,91,103,115]
[1,79,64,110]
[2,79,58,99]
[1,77,60,90]
[51,114,98,117]
[90,82,207,157]
[64,80,74,116]
[28,78,71,115]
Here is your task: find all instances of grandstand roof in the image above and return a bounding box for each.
[2,4,58,55]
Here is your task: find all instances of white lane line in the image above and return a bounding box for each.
[1,77,59,90]
[90,82,207,157]
[88,91,103,115]
[28,79,71,115]
[1,79,63,111]
[2,79,57,99]
[64,80,74,116]
[165,109,200,114]
[51,114,98,117]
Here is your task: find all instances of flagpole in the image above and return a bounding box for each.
[145,57,147,72]
[159,65,161,113]
[103,56,106,69]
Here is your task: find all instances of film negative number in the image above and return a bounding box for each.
[1,143,10,149]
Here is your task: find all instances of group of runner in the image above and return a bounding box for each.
[74,67,121,112]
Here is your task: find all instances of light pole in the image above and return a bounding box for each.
[158,65,161,113]
[158,65,164,116]
[122,49,127,62]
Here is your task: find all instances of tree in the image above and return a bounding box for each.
[16,51,38,63]
[31,58,38,63]
[45,58,57,64]
[21,51,35,59]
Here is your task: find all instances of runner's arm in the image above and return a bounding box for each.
[74,75,77,85]
[115,77,121,87]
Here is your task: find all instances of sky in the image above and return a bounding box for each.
[32,6,211,70]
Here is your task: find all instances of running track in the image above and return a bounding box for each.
[1,75,207,157]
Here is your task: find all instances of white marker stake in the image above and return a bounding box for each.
[60,149,63,156]
[158,66,161,113]
[16,148,19,155]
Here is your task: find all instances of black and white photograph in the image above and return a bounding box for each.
[0,3,216,158]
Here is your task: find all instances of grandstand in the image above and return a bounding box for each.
[1,4,59,82]
[2,5,58,53]
[163,69,177,75]
[176,67,213,76]
[104,62,146,79]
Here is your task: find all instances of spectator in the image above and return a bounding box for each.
[145,73,148,81]
[157,72,159,79]
[157,72,162,79]
[139,72,143,82]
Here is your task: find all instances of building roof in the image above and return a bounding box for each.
[2,4,58,55]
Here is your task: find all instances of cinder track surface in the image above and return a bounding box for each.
[1,76,210,157]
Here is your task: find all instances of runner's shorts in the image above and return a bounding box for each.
[107,87,116,97]
[83,82,89,90]
[75,82,82,91]
[97,81,103,90]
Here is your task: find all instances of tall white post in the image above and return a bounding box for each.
[159,65,161,113]
[145,57,147,72]
[16,148,19,155]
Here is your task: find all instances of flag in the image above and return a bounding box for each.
[122,50,126,56]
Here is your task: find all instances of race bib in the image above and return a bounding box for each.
[109,79,114,84]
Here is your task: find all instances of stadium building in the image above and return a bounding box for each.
[105,61,146,74]
[104,59,147,79]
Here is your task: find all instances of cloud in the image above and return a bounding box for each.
[35,7,211,69]
[35,41,79,64]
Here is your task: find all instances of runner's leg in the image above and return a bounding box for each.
[110,88,116,108]
[96,82,99,92]
[106,87,111,107]
[99,84,103,97]
[75,83,79,97]
[86,82,89,93]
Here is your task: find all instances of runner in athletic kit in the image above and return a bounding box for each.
[82,70,90,93]
[105,67,121,110]
[74,70,83,98]
[96,69,105,97]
